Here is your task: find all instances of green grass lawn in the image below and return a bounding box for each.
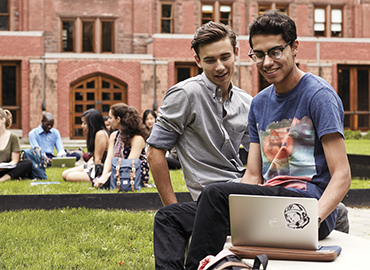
[0,140,369,269]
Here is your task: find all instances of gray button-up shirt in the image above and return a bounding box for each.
[147,73,252,200]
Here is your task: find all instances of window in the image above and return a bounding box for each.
[201,3,232,26]
[0,0,9,30]
[314,6,343,37]
[338,66,370,131]
[202,4,214,25]
[161,3,173,33]
[0,62,21,129]
[276,5,288,15]
[258,5,271,16]
[101,21,114,52]
[219,5,232,26]
[314,7,326,37]
[176,63,202,83]
[62,20,75,52]
[258,4,288,16]
[82,21,94,52]
[331,8,342,37]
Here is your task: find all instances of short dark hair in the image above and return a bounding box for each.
[248,11,297,49]
[191,21,237,57]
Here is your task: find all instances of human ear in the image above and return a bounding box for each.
[194,54,202,68]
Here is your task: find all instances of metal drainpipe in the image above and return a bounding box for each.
[153,56,157,110]
[41,56,46,111]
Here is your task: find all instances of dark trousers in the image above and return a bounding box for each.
[0,159,33,179]
[154,182,330,270]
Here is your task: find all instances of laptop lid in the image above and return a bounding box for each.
[51,157,76,168]
[229,194,318,250]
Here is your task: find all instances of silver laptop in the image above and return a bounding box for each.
[51,157,76,168]
[229,194,318,250]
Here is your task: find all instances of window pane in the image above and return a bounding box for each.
[87,92,94,100]
[202,5,213,12]
[102,104,110,113]
[2,66,16,106]
[75,105,83,112]
[102,80,110,89]
[82,21,94,52]
[0,16,8,30]
[358,69,369,128]
[314,23,325,31]
[86,80,95,89]
[177,68,191,83]
[332,9,342,23]
[86,104,95,110]
[75,92,83,100]
[0,1,8,13]
[102,21,113,52]
[220,5,231,26]
[162,4,172,18]
[75,129,83,137]
[102,92,110,100]
[75,117,82,125]
[161,20,171,33]
[315,8,325,23]
[62,21,74,52]
[113,92,121,100]
[276,6,288,15]
[337,68,350,128]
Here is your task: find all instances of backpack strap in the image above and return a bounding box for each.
[130,159,136,191]
[116,158,122,191]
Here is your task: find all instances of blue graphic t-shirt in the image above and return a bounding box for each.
[248,73,344,233]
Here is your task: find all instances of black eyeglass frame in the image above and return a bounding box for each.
[248,40,292,63]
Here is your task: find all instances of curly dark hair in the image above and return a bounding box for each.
[116,106,149,146]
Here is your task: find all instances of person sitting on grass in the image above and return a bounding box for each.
[0,109,32,182]
[62,108,109,183]
[93,103,151,188]
[28,112,81,165]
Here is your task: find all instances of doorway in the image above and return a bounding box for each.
[70,73,127,138]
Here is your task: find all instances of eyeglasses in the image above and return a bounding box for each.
[248,41,292,63]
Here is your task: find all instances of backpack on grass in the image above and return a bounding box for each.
[21,147,47,180]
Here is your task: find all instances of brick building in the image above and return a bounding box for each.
[1,0,370,140]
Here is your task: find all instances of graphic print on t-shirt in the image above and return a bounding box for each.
[260,116,317,189]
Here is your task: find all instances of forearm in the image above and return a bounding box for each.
[318,170,351,221]
[147,146,177,206]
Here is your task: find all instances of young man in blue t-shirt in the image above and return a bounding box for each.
[184,11,352,269]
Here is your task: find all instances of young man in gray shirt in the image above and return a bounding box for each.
[147,22,252,269]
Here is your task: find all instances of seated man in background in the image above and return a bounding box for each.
[28,112,81,165]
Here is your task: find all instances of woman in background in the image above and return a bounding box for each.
[62,108,109,183]
[94,104,151,188]
[142,109,157,133]
[143,109,181,170]
[0,109,32,182]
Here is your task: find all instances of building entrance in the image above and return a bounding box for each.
[70,73,127,138]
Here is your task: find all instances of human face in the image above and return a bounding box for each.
[81,116,88,132]
[41,119,54,133]
[194,38,238,93]
[145,113,156,131]
[108,110,121,130]
[251,34,300,94]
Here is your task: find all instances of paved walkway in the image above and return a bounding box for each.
[348,206,370,240]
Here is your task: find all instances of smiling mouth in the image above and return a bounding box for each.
[215,72,228,78]
[265,68,279,74]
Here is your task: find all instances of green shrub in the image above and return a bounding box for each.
[344,129,362,140]
[362,130,370,140]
